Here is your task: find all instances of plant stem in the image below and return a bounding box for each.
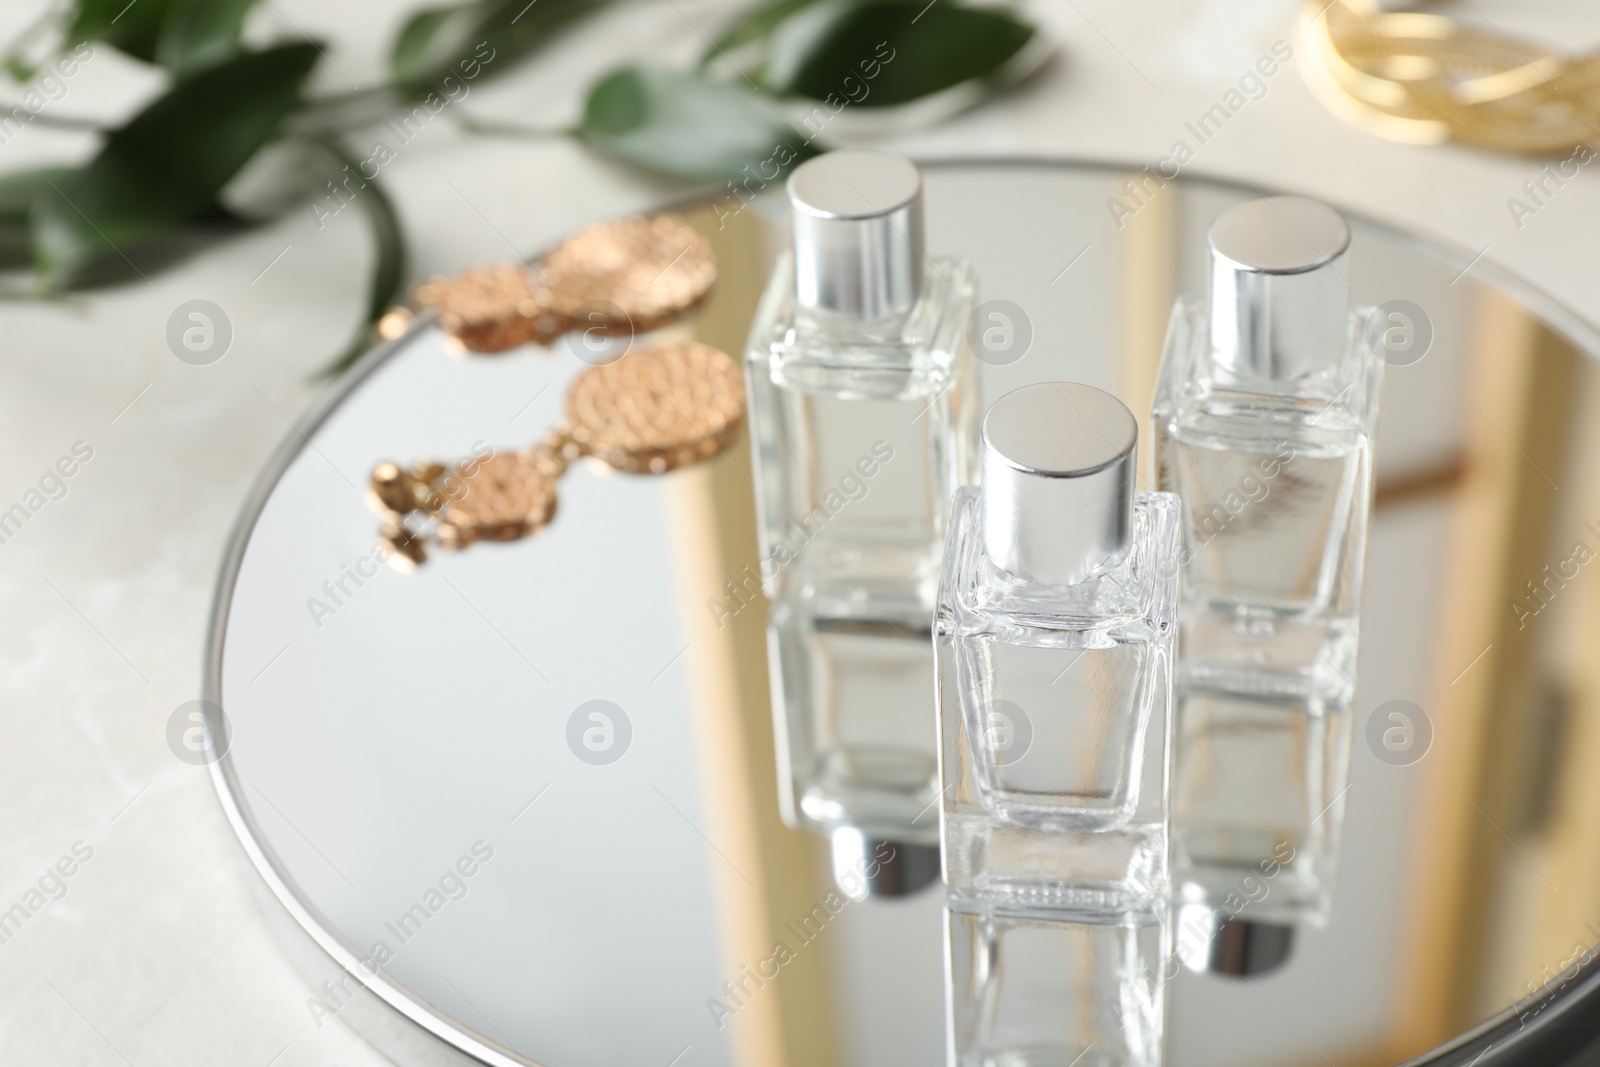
[287,86,406,138]
[2,110,104,132]
[453,113,567,139]
[0,286,79,305]
[298,85,400,113]
[298,133,408,379]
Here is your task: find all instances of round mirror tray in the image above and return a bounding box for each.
[205,161,1600,1067]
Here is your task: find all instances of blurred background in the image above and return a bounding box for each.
[2,0,1600,1064]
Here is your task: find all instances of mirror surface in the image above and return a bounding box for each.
[211,161,1600,1067]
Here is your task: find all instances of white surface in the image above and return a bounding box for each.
[2,0,1598,1063]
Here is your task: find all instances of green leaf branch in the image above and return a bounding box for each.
[0,0,1044,373]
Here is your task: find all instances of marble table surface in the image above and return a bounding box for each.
[0,0,1595,1062]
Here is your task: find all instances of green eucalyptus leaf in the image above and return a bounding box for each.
[302,136,407,377]
[67,0,176,64]
[104,41,318,193]
[390,0,605,96]
[5,57,38,82]
[67,0,257,73]
[761,0,1034,107]
[576,65,818,181]
[391,5,482,90]
[30,43,319,284]
[155,0,258,76]
[701,0,828,65]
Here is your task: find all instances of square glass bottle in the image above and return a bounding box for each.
[1152,197,1382,697]
[746,151,978,882]
[745,153,978,614]
[768,604,941,847]
[1171,682,1351,928]
[1152,196,1382,967]
[936,384,1179,915]
[945,903,1169,1067]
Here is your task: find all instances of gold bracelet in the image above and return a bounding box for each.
[1300,0,1600,155]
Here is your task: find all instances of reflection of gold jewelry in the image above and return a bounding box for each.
[1301,0,1600,154]
[400,216,716,353]
[367,341,744,567]
[567,341,747,473]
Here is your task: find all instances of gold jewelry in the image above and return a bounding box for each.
[566,339,746,473]
[367,341,744,566]
[1300,0,1600,155]
[405,215,716,353]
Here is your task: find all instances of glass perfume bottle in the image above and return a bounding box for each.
[935,384,1179,914]
[1152,196,1382,695]
[1169,682,1348,974]
[747,150,979,881]
[1152,196,1382,969]
[945,904,1169,1067]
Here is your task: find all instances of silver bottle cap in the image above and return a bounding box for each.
[788,150,923,319]
[1207,196,1351,380]
[1176,906,1296,977]
[829,828,940,900]
[981,383,1137,587]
